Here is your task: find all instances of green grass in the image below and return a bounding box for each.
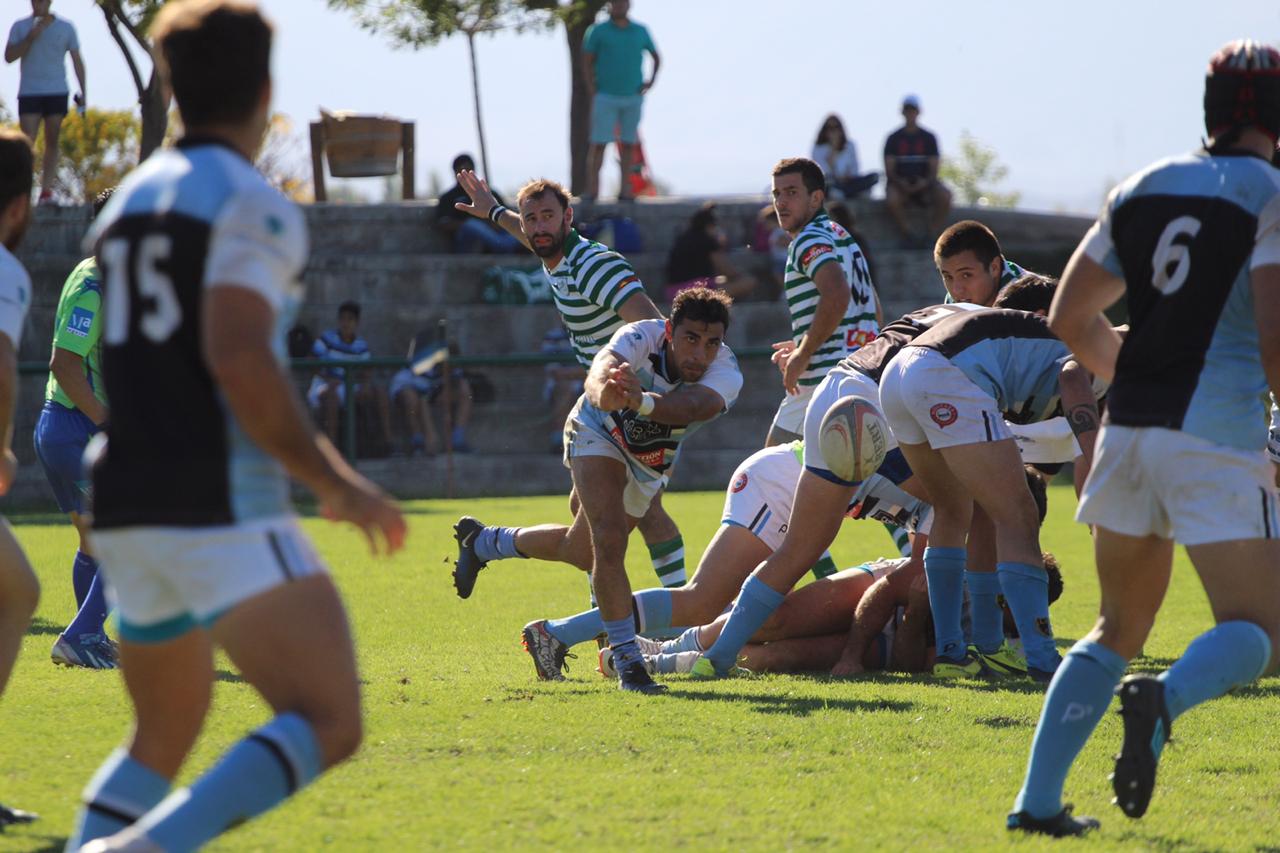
[2,487,1279,851]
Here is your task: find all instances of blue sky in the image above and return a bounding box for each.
[3,0,1276,211]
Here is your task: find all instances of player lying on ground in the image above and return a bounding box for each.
[1008,39,1280,838]
[513,436,934,681]
[879,306,1106,682]
[452,172,691,594]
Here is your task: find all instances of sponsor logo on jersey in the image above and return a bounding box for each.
[66,307,94,338]
[846,328,876,350]
[801,243,833,268]
[634,448,665,468]
[732,472,748,493]
[930,402,958,428]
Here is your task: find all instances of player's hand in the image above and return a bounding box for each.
[770,339,795,367]
[830,655,865,678]
[34,15,54,34]
[639,79,654,95]
[0,449,16,496]
[453,169,498,220]
[608,362,641,397]
[320,475,406,556]
[780,348,809,395]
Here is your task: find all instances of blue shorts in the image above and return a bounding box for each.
[34,402,97,514]
[590,93,643,145]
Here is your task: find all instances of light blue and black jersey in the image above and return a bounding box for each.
[912,308,1072,425]
[1081,149,1280,451]
[87,137,308,528]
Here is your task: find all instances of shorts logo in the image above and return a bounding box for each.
[930,403,958,428]
[1036,617,1052,638]
[732,472,748,493]
[801,244,832,268]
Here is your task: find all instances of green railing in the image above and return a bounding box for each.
[17,346,779,460]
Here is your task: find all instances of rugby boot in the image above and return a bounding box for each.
[1111,675,1172,819]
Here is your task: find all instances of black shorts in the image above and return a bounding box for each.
[17,93,68,117]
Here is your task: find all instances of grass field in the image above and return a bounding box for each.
[2,486,1279,851]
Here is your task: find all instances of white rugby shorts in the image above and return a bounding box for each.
[95,516,327,644]
[770,383,816,436]
[801,365,895,485]
[721,444,804,551]
[879,346,1013,449]
[563,410,664,518]
[1077,425,1280,545]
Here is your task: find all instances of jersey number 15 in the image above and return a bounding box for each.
[100,235,183,345]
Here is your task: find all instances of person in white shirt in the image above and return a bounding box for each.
[812,114,877,199]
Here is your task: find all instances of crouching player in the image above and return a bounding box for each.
[67,3,406,850]
[513,288,742,694]
[1009,39,1280,837]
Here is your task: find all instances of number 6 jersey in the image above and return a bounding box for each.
[1081,149,1280,451]
[86,137,308,528]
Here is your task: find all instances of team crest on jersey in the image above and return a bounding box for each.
[732,472,748,493]
[930,403,958,428]
[801,244,832,268]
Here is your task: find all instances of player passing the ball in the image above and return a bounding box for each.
[1008,39,1280,837]
[67,3,405,850]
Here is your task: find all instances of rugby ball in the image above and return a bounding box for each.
[819,395,888,484]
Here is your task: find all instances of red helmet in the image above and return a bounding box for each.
[1204,39,1280,143]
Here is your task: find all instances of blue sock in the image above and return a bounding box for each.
[703,576,785,673]
[545,607,604,647]
[136,713,322,852]
[661,627,704,654]
[66,748,171,849]
[633,589,672,634]
[965,570,1004,654]
[603,616,642,668]
[997,561,1060,672]
[1014,639,1127,819]
[923,547,967,661]
[1160,621,1271,722]
[72,550,97,609]
[473,526,524,562]
[65,571,109,638]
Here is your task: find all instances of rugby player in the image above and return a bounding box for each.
[1009,39,1280,837]
[504,288,741,693]
[451,173,690,594]
[0,127,40,833]
[766,157,879,446]
[936,219,1030,305]
[68,3,405,850]
[878,308,1104,680]
[34,188,114,669]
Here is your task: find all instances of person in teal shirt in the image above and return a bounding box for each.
[582,0,659,202]
[33,190,113,669]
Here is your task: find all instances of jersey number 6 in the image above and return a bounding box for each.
[101,235,182,345]
[1150,216,1202,296]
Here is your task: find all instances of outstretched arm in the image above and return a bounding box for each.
[451,169,530,251]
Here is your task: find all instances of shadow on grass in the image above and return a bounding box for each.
[25,616,62,637]
[559,685,916,717]
[14,833,68,853]
[215,668,246,685]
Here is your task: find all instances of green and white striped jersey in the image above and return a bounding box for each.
[783,211,879,387]
[542,229,647,369]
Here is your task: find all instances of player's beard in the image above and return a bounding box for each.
[530,223,566,258]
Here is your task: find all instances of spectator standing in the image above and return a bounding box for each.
[436,153,520,253]
[5,0,86,205]
[308,301,396,456]
[812,114,877,199]
[583,0,659,202]
[883,95,951,246]
[664,202,756,300]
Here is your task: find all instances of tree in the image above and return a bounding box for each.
[4,109,141,203]
[328,0,553,184]
[939,131,1021,208]
[95,0,169,160]
[257,114,313,202]
[555,0,605,195]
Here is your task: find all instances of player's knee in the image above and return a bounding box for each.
[313,706,363,767]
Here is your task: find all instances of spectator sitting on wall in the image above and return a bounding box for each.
[308,301,396,456]
[883,94,952,247]
[812,114,877,199]
[664,202,756,301]
[541,325,586,454]
[436,153,521,254]
[390,342,473,455]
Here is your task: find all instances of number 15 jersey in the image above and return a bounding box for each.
[87,137,308,528]
[1081,149,1280,451]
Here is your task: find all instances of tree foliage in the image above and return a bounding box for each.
[4,109,141,203]
[939,131,1021,208]
[94,0,169,159]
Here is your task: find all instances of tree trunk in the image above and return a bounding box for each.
[467,32,493,183]
[565,17,592,196]
[138,67,168,160]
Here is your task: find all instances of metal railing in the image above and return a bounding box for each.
[17,345,779,461]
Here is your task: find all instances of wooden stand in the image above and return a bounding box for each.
[310,120,415,202]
